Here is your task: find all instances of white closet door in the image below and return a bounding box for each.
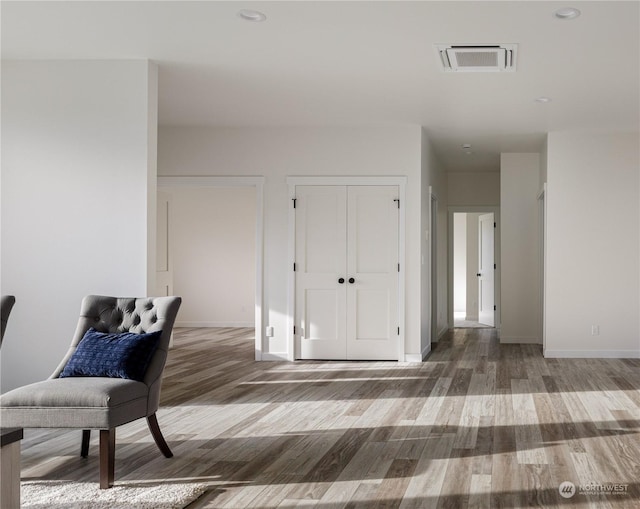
[295,186,348,359]
[346,186,399,360]
[295,185,399,360]
[478,212,495,327]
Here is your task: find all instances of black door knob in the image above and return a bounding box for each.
[477,273,481,277]
[338,278,345,284]
[348,278,355,284]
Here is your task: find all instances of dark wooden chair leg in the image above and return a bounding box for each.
[80,429,91,457]
[147,413,173,458]
[99,429,115,489]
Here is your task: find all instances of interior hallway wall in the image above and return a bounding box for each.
[1,60,157,391]
[500,153,540,343]
[168,187,256,327]
[545,131,639,357]
[465,213,481,321]
[421,130,449,353]
[453,214,467,313]
[448,172,500,207]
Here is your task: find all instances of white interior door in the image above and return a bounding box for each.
[295,185,399,360]
[478,213,495,326]
[155,191,173,297]
[295,186,348,359]
[346,186,399,360]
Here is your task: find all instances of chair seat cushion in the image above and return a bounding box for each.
[0,377,149,429]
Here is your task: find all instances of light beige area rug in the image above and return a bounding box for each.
[22,480,208,509]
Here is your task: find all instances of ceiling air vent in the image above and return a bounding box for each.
[435,44,517,72]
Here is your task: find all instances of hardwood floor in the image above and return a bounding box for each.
[20,328,640,508]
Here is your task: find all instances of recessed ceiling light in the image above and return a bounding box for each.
[462,143,472,149]
[238,9,267,22]
[535,96,552,103]
[554,7,581,20]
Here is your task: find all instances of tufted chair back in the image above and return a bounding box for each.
[51,295,181,415]
[1,295,16,346]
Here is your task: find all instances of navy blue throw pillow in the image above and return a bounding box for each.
[60,328,162,382]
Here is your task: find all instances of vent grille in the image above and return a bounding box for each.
[455,50,499,67]
[435,44,517,72]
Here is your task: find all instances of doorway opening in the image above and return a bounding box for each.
[448,207,500,331]
[156,176,265,359]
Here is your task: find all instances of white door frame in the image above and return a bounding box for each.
[429,188,438,345]
[157,176,265,360]
[447,206,501,334]
[538,184,547,355]
[287,176,407,362]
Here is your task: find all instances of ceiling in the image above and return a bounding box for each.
[2,1,639,172]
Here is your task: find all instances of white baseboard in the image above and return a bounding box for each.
[544,349,640,359]
[422,343,432,360]
[404,353,423,362]
[175,321,255,328]
[261,352,291,361]
[500,336,540,344]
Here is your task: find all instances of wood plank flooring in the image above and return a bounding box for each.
[19,328,640,508]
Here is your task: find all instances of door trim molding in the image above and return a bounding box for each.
[428,188,438,351]
[538,183,547,356]
[157,175,266,360]
[447,206,501,335]
[286,176,407,362]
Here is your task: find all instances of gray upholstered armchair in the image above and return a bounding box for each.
[0,295,181,488]
[1,295,16,345]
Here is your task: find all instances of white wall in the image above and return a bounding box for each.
[465,213,481,321]
[421,129,448,354]
[453,214,466,312]
[169,187,255,327]
[448,172,500,206]
[1,60,157,391]
[500,153,540,343]
[546,132,640,357]
[159,125,423,359]
[539,136,548,188]
[435,186,449,340]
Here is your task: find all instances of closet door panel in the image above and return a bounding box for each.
[346,186,399,360]
[295,186,347,359]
